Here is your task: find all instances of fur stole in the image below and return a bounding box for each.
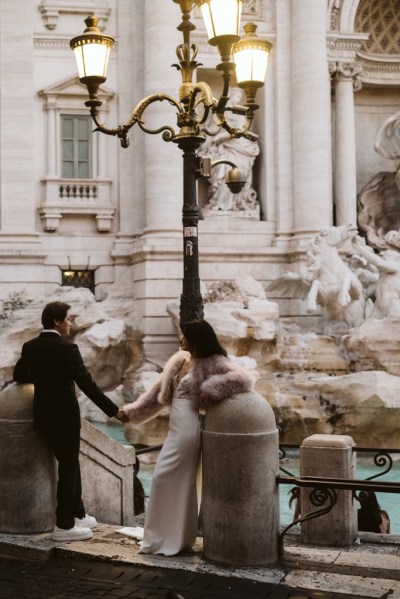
[124,350,254,424]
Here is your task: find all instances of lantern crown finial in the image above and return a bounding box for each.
[83,15,101,32]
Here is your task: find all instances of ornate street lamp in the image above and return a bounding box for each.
[70,0,272,327]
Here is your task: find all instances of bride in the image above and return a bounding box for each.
[122,319,254,556]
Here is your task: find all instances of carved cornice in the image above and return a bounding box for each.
[39,1,110,31]
[355,51,400,84]
[327,32,369,56]
[34,35,118,52]
[34,36,70,50]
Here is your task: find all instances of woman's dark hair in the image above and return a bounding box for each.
[181,320,227,358]
[357,491,383,533]
[41,301,71,329]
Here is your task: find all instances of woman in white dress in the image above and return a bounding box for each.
[122,320,254,556]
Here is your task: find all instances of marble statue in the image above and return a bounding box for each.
[358,111,400,250]
[198,88,260,216]
[352,236,400,320]
[268,224,365,327]
[357,172,400,251]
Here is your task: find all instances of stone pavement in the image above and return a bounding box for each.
[1,522,400,599]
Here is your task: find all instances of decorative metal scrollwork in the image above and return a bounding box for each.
[279,486,337,558]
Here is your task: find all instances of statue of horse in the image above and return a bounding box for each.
[268,224,366,327]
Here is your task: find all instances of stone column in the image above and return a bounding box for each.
[143,0,182,232]
[0,0,37,234]
[115,0,145,238]
[272,0,294,245]
[331,62,362,228]
[291,0,333,240]
[300,434,357,546]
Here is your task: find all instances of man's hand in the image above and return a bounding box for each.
[115,409,129,424]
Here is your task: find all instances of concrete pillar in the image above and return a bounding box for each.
[300,434,357,546]
[0,383,56,534]
[331,63,362,228]
[291,0,333,237]
[202,391,279,566]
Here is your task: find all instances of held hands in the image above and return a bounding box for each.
[115,409,129,424]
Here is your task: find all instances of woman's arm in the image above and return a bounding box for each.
[122,376,165,424]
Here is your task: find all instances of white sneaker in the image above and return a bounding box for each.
[52,525,93,542]
[75,514,97,529]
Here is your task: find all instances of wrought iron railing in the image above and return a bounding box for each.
[133,442,400,559]
[277,444,400,557]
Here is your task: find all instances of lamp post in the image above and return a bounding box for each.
[70,0,272,328]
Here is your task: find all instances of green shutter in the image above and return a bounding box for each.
[61,115,92,179]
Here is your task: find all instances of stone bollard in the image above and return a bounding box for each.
[300,434,357,546]
[0,383,56,533]
[202,391,279,566]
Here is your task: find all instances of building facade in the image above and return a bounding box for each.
[0,0,399,361]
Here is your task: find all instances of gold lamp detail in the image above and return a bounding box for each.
[69,2,272,325]
[233,22,272,105]
[70,16,114,103]
[196,0,243,62]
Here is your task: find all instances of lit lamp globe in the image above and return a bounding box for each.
[196,0,243,62]
[70,15,115,104]
[232,23,272,104]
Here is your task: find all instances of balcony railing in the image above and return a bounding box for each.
[40,177,115,232]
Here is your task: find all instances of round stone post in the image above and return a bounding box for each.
[0,383,56,533]
[300,434,357,546]
[202,391,279,566]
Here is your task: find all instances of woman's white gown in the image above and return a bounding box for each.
[140,373,201,555]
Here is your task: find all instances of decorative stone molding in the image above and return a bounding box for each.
[328,0,400,85]
[355,51,400,85]
[330,61,363,92]
[38,75,115,233]
[40,178,115,232]
[329,0,344,31]
[39,0,110,31]
[243,0,264,20]
[327,32,369,62]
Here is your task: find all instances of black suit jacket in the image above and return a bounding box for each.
[13,332,118,431]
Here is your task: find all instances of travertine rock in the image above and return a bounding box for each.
[266,370,400,446]
[167,275,280,349]
[344,317,400,376]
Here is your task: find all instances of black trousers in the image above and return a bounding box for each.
[40,426,86,529]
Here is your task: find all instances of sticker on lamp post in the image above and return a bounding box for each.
[185,240,194,256]
[184,227,197,237]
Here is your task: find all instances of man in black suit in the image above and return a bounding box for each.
[13,301,128,542]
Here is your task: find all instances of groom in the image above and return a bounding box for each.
[13,300,128,542]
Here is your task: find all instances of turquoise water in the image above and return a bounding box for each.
[93,422,400,532]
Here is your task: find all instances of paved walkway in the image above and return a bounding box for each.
[0,555,351,599]
[1,523,400,598]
